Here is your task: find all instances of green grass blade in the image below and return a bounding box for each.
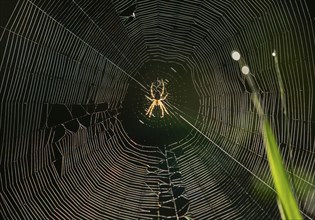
[233,51,302,219]
[262,119,302,220]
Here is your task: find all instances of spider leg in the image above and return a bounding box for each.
[145,105,150,115]
[150,83,154,98]
[160,102,169,115]
[153,101,159,117]
[160,80,165,97]
[147,105,152,117]
[150,103,156,117]
[150,102,158,117]
[150,104,155,117]
[148,106,153,118]
[158,101,164,118]
[146,102,155,117]
[160,93,168,101]
[145,95,154,101]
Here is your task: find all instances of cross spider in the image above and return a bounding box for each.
[145,80,169,118]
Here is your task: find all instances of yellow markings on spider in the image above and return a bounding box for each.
[145,80,169,118]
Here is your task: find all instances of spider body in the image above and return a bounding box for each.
[145,80,169,118]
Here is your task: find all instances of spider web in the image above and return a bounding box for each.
[1,0,315,219]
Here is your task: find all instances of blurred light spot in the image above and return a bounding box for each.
[241,65,250,75]
[231,50,241,61]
